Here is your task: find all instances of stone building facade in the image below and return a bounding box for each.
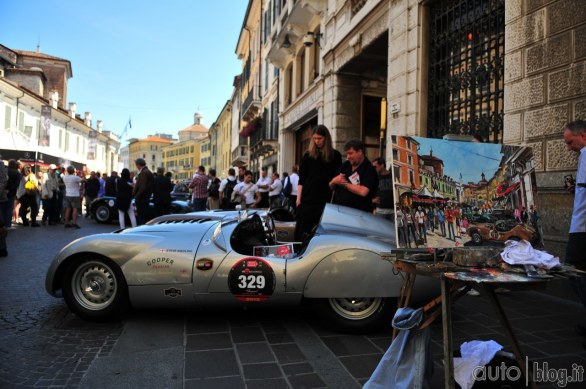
[0,44,119,174]
[228,0,586,257]
[502,0,586,256]
[209,100,233,178]
[128,135,173,174]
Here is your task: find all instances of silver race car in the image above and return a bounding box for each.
[46,204,428,332]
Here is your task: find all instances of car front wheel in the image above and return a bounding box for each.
[62,257,129,321]
[312,297,394,333]
[94,204,112,224]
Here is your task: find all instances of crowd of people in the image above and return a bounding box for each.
[395,204,467,247]
[0,124,396,257]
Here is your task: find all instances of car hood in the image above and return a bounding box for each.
[122,218,220,235]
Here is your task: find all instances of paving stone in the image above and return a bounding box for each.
[365,335,393,352]
[282,362,314,376]
[288,372,327,389]
[231,326,265,343]
[266,332,294,344]
[185,316,229,334]
[242,362,283,379]
[237,342,275,363]
[245,377,290,388]
[185,376,245,389]
[338,354,383,381]
[321,335,380,356]
[272,343,306,364]
[186,332,232,351]
[184,349,239,379]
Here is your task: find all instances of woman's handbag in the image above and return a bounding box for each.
[24,178,37,195]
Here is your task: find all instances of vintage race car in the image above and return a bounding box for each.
[45,204,434,332]
[90,196,193,224]
[170,179,192,201]
[467,219,538,245]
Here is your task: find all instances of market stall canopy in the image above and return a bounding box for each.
[417,187,434,197]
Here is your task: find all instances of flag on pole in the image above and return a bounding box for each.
[128,117,132,129]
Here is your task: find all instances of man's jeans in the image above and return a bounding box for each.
[192,197,207,212]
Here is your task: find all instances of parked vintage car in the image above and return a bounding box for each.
[170,179,192,201]
[45,204,434,333]
[90,196,192,224]
[466,219,538,245]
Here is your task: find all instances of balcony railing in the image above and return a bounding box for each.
[241,85,262,120]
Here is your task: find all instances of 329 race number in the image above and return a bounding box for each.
[228,257,276,302]
[238,275,265,289]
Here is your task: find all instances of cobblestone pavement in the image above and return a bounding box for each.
[1,216,586,388]
[0,218,124,388]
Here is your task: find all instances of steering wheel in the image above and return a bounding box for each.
[265,213,277,245]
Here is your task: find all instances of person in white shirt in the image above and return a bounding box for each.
[234,170,260,209]
[219,168,238,209]
[62,166,84,229]
[268,172,283,208]
[288,165,300,211]
[256,167,271,208]
[414,206,427,243]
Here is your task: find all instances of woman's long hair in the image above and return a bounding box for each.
[308,124,335,162]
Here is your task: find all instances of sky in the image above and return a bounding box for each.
[412,137,504,184]
[0,0,248,144]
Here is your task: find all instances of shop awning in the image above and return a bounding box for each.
[0,149,84,171]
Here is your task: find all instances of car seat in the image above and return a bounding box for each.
[230,214,268,255]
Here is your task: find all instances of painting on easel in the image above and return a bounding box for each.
[391,136,542,250]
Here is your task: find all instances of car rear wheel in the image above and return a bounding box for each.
[94,204,112,224]
[62,257,129,321]
[312,297,394,333]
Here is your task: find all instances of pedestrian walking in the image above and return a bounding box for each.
[62,166,83,229]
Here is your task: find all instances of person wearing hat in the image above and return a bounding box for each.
[41,164,59,225]
[132,158,154,225]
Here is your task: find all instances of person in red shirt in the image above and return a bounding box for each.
[189,166,208,212]
[445,206,456,240]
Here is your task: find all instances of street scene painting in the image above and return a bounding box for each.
[391,136,542,249]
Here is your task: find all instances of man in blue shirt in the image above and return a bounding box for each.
[563,120,586,340]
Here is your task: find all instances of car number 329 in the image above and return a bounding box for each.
[228,258,276,302]
[238,275,265,289]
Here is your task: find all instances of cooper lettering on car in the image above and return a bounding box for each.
[228,257,275,302]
